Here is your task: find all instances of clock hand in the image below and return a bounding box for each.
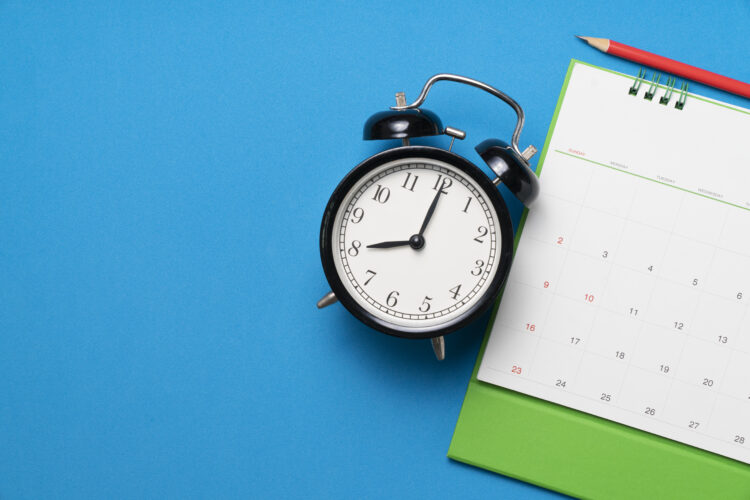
[368,232,427,250]
[418,187,444,236]
[369,185,447,251]
[366,240,411,249]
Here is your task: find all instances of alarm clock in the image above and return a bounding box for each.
[317,74,539,360]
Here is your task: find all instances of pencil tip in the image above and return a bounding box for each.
[575,36,609,52]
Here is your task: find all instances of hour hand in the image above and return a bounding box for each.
[366,240,411,249]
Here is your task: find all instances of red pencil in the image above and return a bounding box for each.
[577,36,750,99]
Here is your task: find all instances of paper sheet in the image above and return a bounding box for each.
[478,62,750,465]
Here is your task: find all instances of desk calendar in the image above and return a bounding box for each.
[450,60,750,499]
[480,61,750,464]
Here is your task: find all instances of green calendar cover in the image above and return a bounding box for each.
[447,60,750,499]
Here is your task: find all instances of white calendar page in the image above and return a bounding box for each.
[478,61,750,465]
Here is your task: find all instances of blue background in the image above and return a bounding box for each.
[2,1,749,498]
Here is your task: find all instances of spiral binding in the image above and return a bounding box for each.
[629,67,688,110]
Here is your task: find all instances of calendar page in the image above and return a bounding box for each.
[478,62,750,464]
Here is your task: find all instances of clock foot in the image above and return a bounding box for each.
[431,336,445,361]
[316,291,338,309]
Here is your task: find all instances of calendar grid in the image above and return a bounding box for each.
[482,362,740,447]
[658,242,719,424]
[611,192,685,406]
[494,313,750,406]
[567,177,639,394]
[486,166,750,459]
[704,298,750,428]
[555,150,750,213]
[539,181,750,262]
[522,231,750,316]
[521,172,595,382]
[509,175,750,367]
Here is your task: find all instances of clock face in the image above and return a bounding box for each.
[326,153,510,335]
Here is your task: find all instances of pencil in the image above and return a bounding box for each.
[577,36,750,99]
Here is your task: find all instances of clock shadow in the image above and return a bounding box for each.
[329,302,493,386]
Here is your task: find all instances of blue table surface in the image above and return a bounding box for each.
[2,1,749,498]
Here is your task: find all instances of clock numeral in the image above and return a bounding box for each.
[419,296,432,312]
[401,172,419,191]
[348,240,361,257]
[386,290,399,307]
[372,184,391,203]
[449,284,462,300]
[471,259,485,276]
[364,269,376,286]
[432,174,453,193]
[474,226,488,243]
[462,197,472,213]
[350,207,364,224]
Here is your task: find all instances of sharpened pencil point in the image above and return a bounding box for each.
[576,36,609,52]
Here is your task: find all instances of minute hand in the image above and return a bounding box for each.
[418,188,444,236]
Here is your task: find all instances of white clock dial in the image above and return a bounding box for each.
[331,157,502,329]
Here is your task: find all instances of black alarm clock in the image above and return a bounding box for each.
[317,74,539,360]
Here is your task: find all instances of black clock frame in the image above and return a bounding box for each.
[319,146,515,339]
